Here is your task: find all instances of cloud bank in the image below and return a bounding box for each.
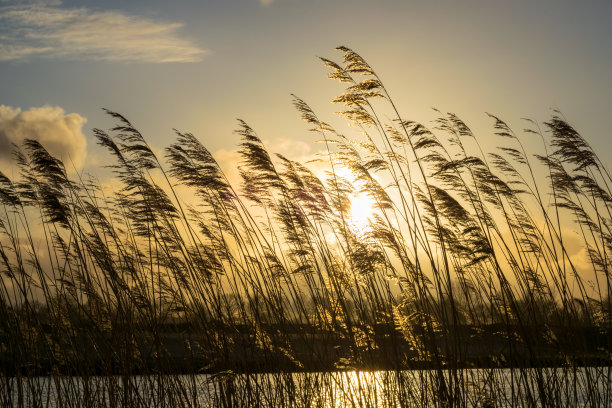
[0,105,87,172]
[0,2,206,62]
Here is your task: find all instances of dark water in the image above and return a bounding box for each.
[3,367,610,407]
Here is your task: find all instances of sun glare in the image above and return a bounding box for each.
[349,192,375,230]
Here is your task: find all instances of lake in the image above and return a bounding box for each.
[3,367,610,407]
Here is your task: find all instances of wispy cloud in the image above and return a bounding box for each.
[0,2,206,62]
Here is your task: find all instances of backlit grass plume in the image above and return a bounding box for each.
[0,46,609,408]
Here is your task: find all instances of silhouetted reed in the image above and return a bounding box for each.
[0,47,609,407]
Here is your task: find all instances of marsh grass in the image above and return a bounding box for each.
[0,47,610,407]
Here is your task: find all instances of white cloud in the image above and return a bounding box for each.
[0,2,206,62]
[0,105,87,172]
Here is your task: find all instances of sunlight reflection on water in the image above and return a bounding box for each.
[4,367,610,407]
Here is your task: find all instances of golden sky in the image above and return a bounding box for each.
[0,0,610,176]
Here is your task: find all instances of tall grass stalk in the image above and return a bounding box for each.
[0,47,610,407]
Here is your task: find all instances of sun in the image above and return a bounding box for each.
[349,192,375,230]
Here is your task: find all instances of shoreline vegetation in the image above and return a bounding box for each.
[1,47,610,406]
[1,322,609,376]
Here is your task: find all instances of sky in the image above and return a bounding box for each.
[1,0,611,177]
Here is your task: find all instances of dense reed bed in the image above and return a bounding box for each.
[0,47,610,407]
